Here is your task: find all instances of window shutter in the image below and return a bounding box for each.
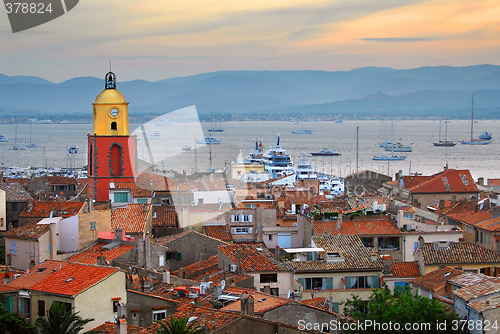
[231,215,235,222]
[373,276,380,288]
[344,277,351,288]
[414,242,418,251]
[326,277,333,290]
[231,228,237,234]
[322,278,327,290]
[333,302,339,313]
[176,252,182,260]
[248,227,252,233]
[248,215,253,222]
[298,278,305,287]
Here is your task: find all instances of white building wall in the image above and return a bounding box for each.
[59,215,79,252]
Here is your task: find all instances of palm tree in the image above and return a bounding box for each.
[35,301,94,334]
[156,315,206,334]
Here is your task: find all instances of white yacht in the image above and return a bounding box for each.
[262,134,294,178]
[295,153,317,180]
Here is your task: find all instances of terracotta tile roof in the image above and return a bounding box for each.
[46,176,78,186]
[0,182,32,201]
[346,197,389,210]
[410,267,463,291]
[220,291,291,314]
[301,297,330,311]
[111,203,152,233]
[113,181,152,197]
[7,261,69,289]
[156,229,228,247]
[135,173,169,192]
[315,200,349,213]
[152,205,178,227]
[446,210,492,227]
[447,272,495,288]
[4,221,51,240]
[168,304,241,331]
[291,235,384,272]
[203,224,233,242]
[467,294,500,312]
[487,179,500,186]
[475,216,500,232]
[400,175,434,189]
[390,261,421,277]
[314,217,402,236]
[218,244,291,273]
[407,169,478,194]
[19,200,84,218]
[419,241,500,265]
[90,322,145,334]
[30,262,120,297]
[452,279,500,302]
[68,243,134,265]
[172,255,218,279]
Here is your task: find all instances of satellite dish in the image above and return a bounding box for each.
[220,279,226,290]
[287,290,292,299]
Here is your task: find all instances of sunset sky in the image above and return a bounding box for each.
[1,0,499,82]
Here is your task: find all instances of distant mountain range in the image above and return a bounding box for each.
[1,65,499,119]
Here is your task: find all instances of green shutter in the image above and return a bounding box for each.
[326,277,333,290]
[176,252,182,260]
[373,276,380,288]
[298,278,305,288]
[114,192,128,203]
[137,198,148,204]
[345,277,351,288]
[333,302,339,313]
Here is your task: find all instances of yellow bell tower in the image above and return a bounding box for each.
[92,71,130,136]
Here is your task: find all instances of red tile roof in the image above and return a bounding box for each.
[203,224,233,242]
[220,291,291,314]
[172,255,218,278]
[452,279,500,302]
[4,221,51,240]
[407,169,478,194]
[113,181,152,197]
[487,179,500,186]
[314,217,402,236]
[218,244,290,273]
[20,201,84,218]
[68,243,134,265]
[390,261,421,277]
[0,182,33,201]
[419,241,500,265]
[467,294,500,312]
[410,267,463,291]
[152,205,178,227]
[46,176,78,186]
[169,304,240,331]
[7,261,69,289]
[475,216,500,232]
[30,262,120,297]
[90,322,145,334]
[111,203,152,233]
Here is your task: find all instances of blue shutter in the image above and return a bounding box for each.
[344,277,351,288]
[298,278,305,288]
[373,276,380,288]
[333,302,339,313]
[414,242,418,251]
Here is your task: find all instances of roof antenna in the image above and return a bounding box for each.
[109,60,112,72]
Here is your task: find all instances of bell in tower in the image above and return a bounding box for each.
[105,71,116,89]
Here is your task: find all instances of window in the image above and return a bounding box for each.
[10,241,16,255]
[110,144,122,176]
[301,277,333,290]
[260,273,278,283]
[345,276,380,289]
[243,214,252,222]
[113,301,120,313]
[153,310,167,321]
[114,192,128,203]
[231,214,241,222]
[268,234,273,241]
[38,300,45,317]
[161,198,170,205]
[159,255,164,267]
[111,122,117,130]
[90,221,96,230]
[232,227,252,234]
[137,198,148,204]
[166,252,181,260]
[46,242,50,253]
[270,288,279,296]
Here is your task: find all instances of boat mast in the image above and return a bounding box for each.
[470,95,474,142]
[356,126,359,173]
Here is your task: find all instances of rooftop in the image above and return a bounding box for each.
[406,169,478,194]
[203,224,233,242]
[68,243,134,265]
[419,241,500,265]
[111,203,152,233]
[410,267,463,291]
[218,244,290,273]
[0,182,33,202]
[389,261,421,278]
[19,200,85,218]
[452,279,500,302]
[314,217,402,236]
[4,220,51,240]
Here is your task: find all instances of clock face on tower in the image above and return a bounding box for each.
[110,108,119,117]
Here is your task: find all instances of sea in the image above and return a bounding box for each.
[0,118,498,181]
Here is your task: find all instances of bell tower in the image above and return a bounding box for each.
[88,71,137,202]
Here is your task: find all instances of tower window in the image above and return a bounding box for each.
[110,144,122,176]
[111,122,117,131]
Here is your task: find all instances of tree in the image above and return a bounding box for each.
[35,301,94,334]
[156,315,206,334]
[342,284,459,334]
[0,295,37,334]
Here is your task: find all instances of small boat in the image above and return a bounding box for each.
[310,149,341,156]
[0,134,8,142]
[335,119,343,123]
[291,127,312,134]
[207,128,224,133]
[479,132,493,140]
[196,136,220,145]
[26,123,37,148]
[373,155,407,161]
[150,129,161,140]
[379,141,393,148]
[207,110,224,132]
[461,96,491,145]
[243,139,264,164]
[384,142,412,152]
[182,146,193,151]
[69,144,78,154]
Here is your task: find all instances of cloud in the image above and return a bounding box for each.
[362,37,441,42]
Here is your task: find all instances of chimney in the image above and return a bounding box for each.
[178,268,185,279]
[117,302,126,319]
[275,245,281,262]
[240,292,248,314]
[474,204,479,212]
[97,254,107,266]
[214,284,222,299]
[492,206,500,219]
[418,236,425,249]
[263,285,271,295]
[117,318,127,334]
[7,223,13,232]
[439,200,445,210]
[328,295,333,313]
[478,177,484,186]
[142,277,152,292]
[336,214,343,229]
[27,199,33,211]
[115,228,123,242]
[484,200,490,211]
[236,249,242,275]
[247,295,254,316]
[3,272,11,285]
[163,270,171,284]
[50,221,57,260]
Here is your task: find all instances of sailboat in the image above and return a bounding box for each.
[373,120,407,161]
[461,95,491,145]
[26,123,37,148]
[207,109,224,132]
[8,124,25,151]
[433,118,456,147]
